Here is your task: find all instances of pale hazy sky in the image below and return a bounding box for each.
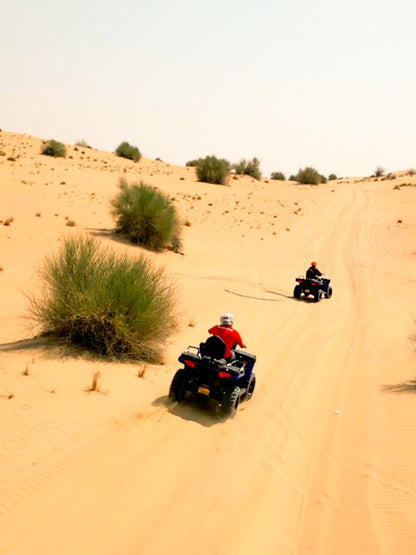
[2,0,415,177]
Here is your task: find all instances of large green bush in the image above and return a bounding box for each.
[111,179,182,252]
[28,235,177,361]
[41,139,66,158]
[115,141,141,162]
[196,155,230,185]
[233,157,262,180]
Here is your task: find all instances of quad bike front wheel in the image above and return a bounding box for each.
[314,289,323,302]
[325,286,333,299]
[220,386,241,417]
[169,369,189,402]
[242,373,256,401]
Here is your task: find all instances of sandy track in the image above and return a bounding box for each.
[1,139,416,553]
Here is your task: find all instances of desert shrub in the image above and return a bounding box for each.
[185,159,201,167]
[328,173,337,180]
[233,157,262,180]
[289,175,296,181]
[293,167,324,185]
[115,141,141,162]
[374,166,385,177]
[28,235,177,361]
[75,139,92,149]
[196,155,230,185]
[111,179,182,252]
[270,171,286,181]
[41,139,66,158]
[320,175,328,184]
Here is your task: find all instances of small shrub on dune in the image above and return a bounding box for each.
[185,158,201,167]
[115,141,142,162]
[328,173,337,181]
[28,235,177,362]
[41,139,66,158]
[111,179,182,252]
[196,155,230,185]
[75,139,92,149]
[233,157,262,180]
[374,166,385,177]
[270,171,286,181]
[293,167,324,185]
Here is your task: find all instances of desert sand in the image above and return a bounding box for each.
[0,129,415,554]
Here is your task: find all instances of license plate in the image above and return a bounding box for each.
[198,386,210,395]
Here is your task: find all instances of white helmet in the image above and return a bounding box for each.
[220,312,234,326]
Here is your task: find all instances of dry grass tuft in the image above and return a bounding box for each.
[87,371,102,392]
[138,365,147,378]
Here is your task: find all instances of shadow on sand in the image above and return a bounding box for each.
[0,335,56,353]
[152,395,228,427]
[86,228,130,245]
[225,288,292,301]
[382,379,416,394]
[0,335,110,362]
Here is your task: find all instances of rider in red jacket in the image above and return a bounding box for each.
[208,313,246,360]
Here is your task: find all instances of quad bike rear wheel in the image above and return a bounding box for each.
[325,286,333,298]
[293,284,302,299]
[220,386,241,417]
[169,369,189,402]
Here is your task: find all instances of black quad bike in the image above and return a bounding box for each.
[169,335,256,417]
[293,276,332,302]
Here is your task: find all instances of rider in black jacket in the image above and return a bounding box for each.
[306,261,323,279]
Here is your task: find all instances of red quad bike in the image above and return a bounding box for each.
[169,335,256,418]
[293,276,332,302]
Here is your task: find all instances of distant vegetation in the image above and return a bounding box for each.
[292,167,327,185]
[41,139,66,158]
[185,159,200,167]
[195,155,231,185]
[328,173,337,181]
[28,235,177,362]
[270,171,286,181]
[233,157,262,180]
[111,179,182,252]
[75,139,92,149]
[374,166,385,177]
[115,141,141,162]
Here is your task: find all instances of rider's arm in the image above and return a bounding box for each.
[234,330,246,348]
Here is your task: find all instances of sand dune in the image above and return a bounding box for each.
[1,130,416,554]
